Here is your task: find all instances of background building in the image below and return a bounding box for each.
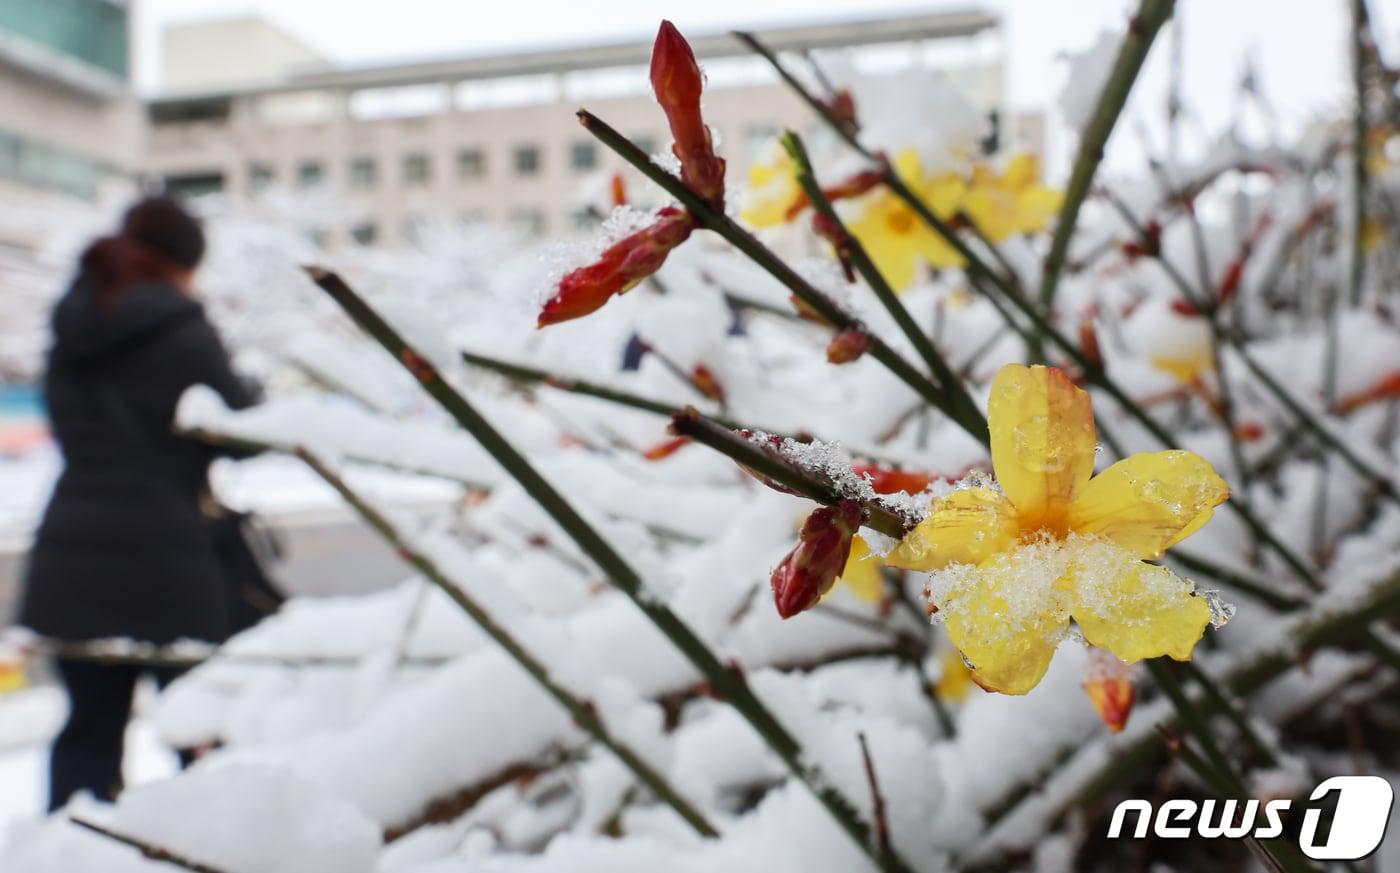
[0,0,140,246]
[144,9,1029,247]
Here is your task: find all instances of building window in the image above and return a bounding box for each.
[164,172,224,199]
[349,156,377,190]
[570,141,596,172]
[297,160,324,188]
[247,163,274,194]
[403,152,432,186]
[303,226,329,248]
[351,222,377,245]
[513,145,541,177]
[457,148,485,179]
[510,208,545,237]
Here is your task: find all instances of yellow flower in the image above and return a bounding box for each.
[740,146,804,228]
[848,149,966,291]
[963,154,1062,243]
[886,364,1229,695]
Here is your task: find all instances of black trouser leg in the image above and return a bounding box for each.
[48,659,140,811]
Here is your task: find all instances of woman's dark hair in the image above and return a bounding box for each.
[80,196,206,306]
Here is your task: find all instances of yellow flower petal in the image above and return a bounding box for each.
[1014,186,1062,235]
[965,187,1017,242]
[943,566,1064,696]
[1003,153,1039,191]
[923,172,966,219]
[1072,562,1212,663]
[886,487,1018,571]
[988,364,1098,532]
[837,535,886,603]
[1067,450,1230,560]
[933,647,975,703]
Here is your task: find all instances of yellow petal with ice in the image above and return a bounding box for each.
[988,364,1098,531]
[1072,561,1212,663]
[943,568,1065,696]
[886,487,1018,571]
[1067,450,1230,560]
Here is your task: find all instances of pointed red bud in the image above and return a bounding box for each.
[691,363,725,403]
[771,500,863,618]
[826,328,869,364]
[539,207,695,327]
[1083,650,1136,733]
[643,435,691,461]
[650,21,726,205]
[610,173,629,207]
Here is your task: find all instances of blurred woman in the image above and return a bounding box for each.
[20,196,257,810]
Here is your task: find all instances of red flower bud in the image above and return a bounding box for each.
[825,88,859,135]
[610,173,629,207]
[691,363,725,403]
[826,328,869,364]
[643,435,690,460]
[1083,650,1135,733]
[1078,316,1103,371]
[650,22,726,205]
[852,463,934,495]
[771,500,863,618]
[1234,421,1266,443]
[789,294,829,325]
[539,207,695,327]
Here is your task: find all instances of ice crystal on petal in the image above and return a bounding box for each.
[1200,589,1236,628]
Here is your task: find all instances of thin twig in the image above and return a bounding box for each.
[857,732,894,867]
[70,818,230,873]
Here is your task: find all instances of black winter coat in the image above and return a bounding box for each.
[20,276,256,644]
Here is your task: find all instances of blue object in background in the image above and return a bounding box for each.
[0,384,45,420]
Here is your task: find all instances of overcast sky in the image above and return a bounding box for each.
[132,0,1398,172]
